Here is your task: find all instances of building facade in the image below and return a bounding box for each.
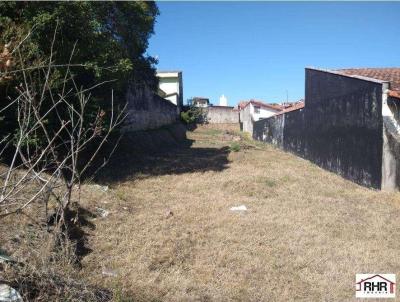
[157,71,183,109]
[239,100,283,134]
[191,97,210,108]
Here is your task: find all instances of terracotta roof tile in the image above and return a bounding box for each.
[239,99,283,111]
[336,68,400,91]
[389,90,400,99]
[237,101,249,110]
[274,101,305,116]
[250,100,283,111]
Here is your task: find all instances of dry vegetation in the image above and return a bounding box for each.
[72,124,400,301]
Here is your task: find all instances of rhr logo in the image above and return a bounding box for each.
[356,274,396,298]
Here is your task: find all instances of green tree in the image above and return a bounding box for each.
[0,1,159,145]
[0,1,159,86]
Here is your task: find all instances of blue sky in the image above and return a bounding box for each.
[147,2,400,106]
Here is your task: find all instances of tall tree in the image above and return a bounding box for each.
[0,1,159,144]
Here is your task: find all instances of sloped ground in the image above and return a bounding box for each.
[80,124,400,301]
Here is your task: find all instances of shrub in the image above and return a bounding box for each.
[230,142,241,152]
[180,106,207,124]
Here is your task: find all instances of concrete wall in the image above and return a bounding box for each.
[240,102,280,134]
[124,84,178,132]
[253,113,284,147]
[382,94,400,190]
[304,68,383,188]
[282,108,307,156]
[253,104,280,121]
[240,104,253,134]
[254,68,386,189]
[206,106,239,124]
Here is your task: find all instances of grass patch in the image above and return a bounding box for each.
[265,178,277,187]
[229,142,241,152]
[5,124,399,301]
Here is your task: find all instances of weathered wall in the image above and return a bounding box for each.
[253,69,385,189]
[253,114,284,147]
[303,69,383,188]
[240,105,253,134]
[206,106,239,124]
[124,85,178,132]
[282,109,307,155]
[382,95,400,189]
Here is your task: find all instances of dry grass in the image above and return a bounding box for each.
[30,125,400,301]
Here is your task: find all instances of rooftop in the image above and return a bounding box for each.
[156,71,182,78]
[335,68,400,91]
[274,101,305,116]
[240,99,283,111]
[192,97,209,101]
[157,70,182,74]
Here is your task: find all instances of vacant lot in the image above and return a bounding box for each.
[81,125,400,301]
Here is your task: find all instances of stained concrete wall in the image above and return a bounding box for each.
[254,68,385,189]
[124,84,178,132]
[253,114,284,147]
[382,95,400,189]
[239,104,253,134]
[304,69,383,188]
[206,106,239,124]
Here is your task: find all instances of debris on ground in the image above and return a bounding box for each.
[0,284,22,302]
[165,209,174,219]
[0,249,14,264]
[229,205,247,212]
[102,268,118,278]
[95,207,110,218]
[89,184,109,192]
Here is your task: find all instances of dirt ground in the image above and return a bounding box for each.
[79,125,400,301]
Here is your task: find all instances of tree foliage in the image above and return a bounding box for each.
[0,1,159,145]
[180,106,208,124]
[0,1,159,85]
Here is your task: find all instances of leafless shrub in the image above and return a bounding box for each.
[0,27,126,244]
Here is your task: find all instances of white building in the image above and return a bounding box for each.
[192,97,210,108]
[239,100,283,134]
[219,94,228,106]
[157,71,183,109]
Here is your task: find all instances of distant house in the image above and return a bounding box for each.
[157,71,183,109]
[191,97,210,108]
[239,100,283,133]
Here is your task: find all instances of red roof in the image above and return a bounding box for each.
[337,68,400,90]
[389,90,400,99]
[237,100,249,110]
[274,101,305,116]
[336,68,400,99]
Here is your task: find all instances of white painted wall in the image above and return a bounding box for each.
[381,84,399,191]
[157,71,183,108]
[251,103,279,121]
[240,105,253,134]
[240,102,281,135]
[219,94,228,106]
[193,100,209,108]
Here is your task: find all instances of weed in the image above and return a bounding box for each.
[230,142,241,152]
